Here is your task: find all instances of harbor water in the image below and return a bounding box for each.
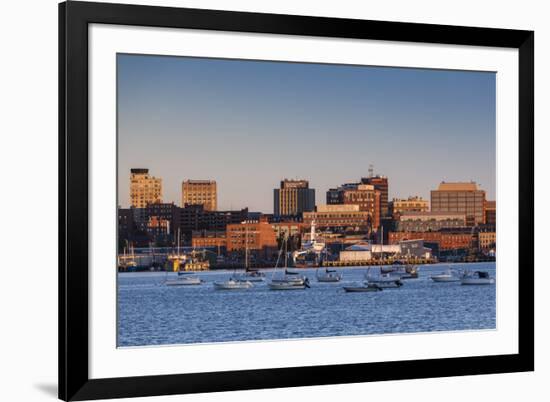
[117,262,496,347]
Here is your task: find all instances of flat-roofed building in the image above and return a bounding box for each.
[274,179,315,217]
[182,180,217,211]
[361,175,389,217]
[326,183,381,230]
[130,168,162,208]
[390,196,429,218]
[389,231,474,251]
[172,205,248,241]
[478,231,496,250]
[397,211,467,232]
[226,218,278,259]
[303,204,370,232]
[484,200,496,226]
[430,181,486,226]
[191,230,227,249]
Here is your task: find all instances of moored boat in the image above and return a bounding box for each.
[213,278,253,290]
[365,268,403,288]
[316,268,342,283]
[343,283,382,293]
[165,272,203,286]
[269,237,310,290]
[431,267,461,282]
[461,270,495,285]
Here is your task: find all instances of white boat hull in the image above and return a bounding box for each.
[165,278,202,286]
[461,278,495,285]
[317,276,342,283]
[213,280,253,290]
[431,275,461,282]
[269,282,306,290]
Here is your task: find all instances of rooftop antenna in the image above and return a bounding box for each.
[368,164,374,178]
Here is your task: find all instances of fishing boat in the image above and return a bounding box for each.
[118,242,138,271]
[269,237,310,290]
[343,283,383,293]
[431,267,461,282]
[460,270,495,285]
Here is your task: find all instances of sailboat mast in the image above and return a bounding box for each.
[245,225,249,270]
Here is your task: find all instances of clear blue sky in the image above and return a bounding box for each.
[117,54,496,212]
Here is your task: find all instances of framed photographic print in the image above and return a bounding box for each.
[59,1,534,400]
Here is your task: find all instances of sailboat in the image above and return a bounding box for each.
[364,267,403,288]
[214,225,254,290]
[269,236,310,290]
[233,227,265,282]
[165,229,203,286]
[316,246,342,282]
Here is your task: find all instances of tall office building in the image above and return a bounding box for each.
[182,180,217,211]
[326,183,381,230]
[430,182,486,226]
[273,179,315,217]
[129,168,162,208]
[484,200,496,225]
[361,175,389,217]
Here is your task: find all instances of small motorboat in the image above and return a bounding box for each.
[213,278,253,290]
[461,270,495,285]
[316,268,342,283]
[431,268,461,282]
[343,283,382,293]
[165,272,203,286]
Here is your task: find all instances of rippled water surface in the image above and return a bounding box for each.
[118,262,496,347]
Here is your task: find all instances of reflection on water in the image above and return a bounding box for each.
[117,262,496,347]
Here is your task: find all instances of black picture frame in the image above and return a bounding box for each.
[59,1,534,400]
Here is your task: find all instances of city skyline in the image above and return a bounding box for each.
[118,54,496,212]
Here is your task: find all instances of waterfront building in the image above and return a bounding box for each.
[361,175,389,217]
[172,204,249,241]
[339,239,431,261]
[303,204,371,232]
[273,179,315,217]
[478,231,496,250]
[430,181,486,226]
[271,221,305,239]
[191,230,227,249]
[390,196,429,218]
[389,231,474,251]
[182,180,217,211]
[396,211,467,232]
[485,200,496,225]
[226,217,278,259]
[130,168,162,208]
